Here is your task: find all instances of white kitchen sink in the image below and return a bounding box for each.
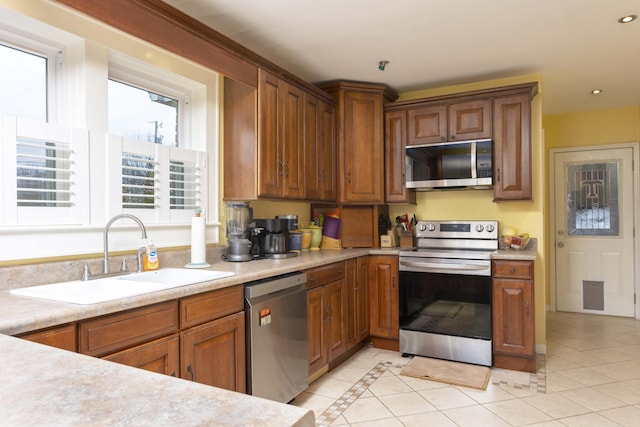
[10,268,235,305]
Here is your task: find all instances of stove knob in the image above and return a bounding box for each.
[427,223,436,232]
[418,223,427,232]
[475,224,484,232]
[486,224,495,233]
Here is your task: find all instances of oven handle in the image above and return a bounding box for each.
[400,259,490,273]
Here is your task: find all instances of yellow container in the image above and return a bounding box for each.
[299,229,312,251]
[306,224,322,250]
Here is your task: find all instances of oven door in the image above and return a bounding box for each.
[398,257,493,366]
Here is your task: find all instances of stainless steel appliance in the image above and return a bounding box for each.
[244,273,308,403]
[399,220,498,366]
[253,218,298,259]
[225,201,253,262]
[405,139,493,190]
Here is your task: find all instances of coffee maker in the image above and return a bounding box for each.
[252,217,298,259]
[225,201,252,262]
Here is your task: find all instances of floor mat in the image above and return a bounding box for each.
[400,356,491,390]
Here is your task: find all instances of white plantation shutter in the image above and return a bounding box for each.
[108,135,206,223]
[1,116,89,225]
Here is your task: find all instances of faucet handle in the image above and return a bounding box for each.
[120,256,134,273]
[72,262,92,281]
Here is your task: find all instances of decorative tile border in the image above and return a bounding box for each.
[315,361,391,426]
[314,356,547,426]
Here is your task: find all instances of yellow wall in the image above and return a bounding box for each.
[390,74,547,350]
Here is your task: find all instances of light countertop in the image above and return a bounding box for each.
[0,245,535,426]
[0,334,314,427]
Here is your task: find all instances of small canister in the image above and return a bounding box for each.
[289,231,302,252]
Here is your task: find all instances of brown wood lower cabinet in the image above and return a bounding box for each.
[181,311,245,392]
[492,259,536,372]
[306,262,346,381]
[103,334,180,377]
[368,255,399,351]
[70,285,246,392]
[346,257,369,349]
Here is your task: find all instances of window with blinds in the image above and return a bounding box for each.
[108,135,205,223]
[1,116,89,225]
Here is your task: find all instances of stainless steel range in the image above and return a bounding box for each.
[399,220,498,366]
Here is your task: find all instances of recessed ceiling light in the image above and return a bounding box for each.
[591,89,602,95]
[618,14,637,23]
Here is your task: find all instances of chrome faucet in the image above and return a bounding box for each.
[103,214,148,274]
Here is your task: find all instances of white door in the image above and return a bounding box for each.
[553,147,636,317]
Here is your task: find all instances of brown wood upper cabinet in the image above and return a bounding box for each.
[492,93,533,201]
[305,93,337,201]
[385,109,415,204]
[258,69,305,199]
[407,99,491,145]
[385,82,537,202]
[318,81,397,204]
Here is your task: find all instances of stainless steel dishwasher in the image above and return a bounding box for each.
[244,272,308,403]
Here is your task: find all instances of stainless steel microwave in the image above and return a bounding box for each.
[405,139,493,190]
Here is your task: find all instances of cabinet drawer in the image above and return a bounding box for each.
[180,285,244,329]
[18,323,77,352]
[492,260,533,279]
[306,262,345,289]
[79,301,179,357]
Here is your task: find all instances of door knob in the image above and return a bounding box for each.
[557,242,564,248]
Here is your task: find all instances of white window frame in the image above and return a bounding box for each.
[0,5,221,261]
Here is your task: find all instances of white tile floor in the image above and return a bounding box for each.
[292,311,640,426]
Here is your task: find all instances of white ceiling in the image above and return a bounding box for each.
[163,0,640,115]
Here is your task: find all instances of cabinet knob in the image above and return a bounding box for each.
[509,268,516,273]
[450,135,456,140]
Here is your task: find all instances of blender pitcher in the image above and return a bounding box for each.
[226,201,251,240]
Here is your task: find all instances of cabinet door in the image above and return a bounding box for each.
[307,286,328,376]
[345,258,358,348]
[385,109,415,204]
[181,311,246,393]
[258,69,282,198]
[492,278,534,357]
[369,256,399,339]
[318,100,336,201]
[282,82,305,199]
[104,334,180,377]
[305,94,336,201]
[356,256,370,343]
[326,278,347,361]
[448,99,492,140]
[18,324,77,352]
[492,93,532,201]
[407,104,447,145]
[342,90,384,203]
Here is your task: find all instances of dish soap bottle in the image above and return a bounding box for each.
[143,240,160,271]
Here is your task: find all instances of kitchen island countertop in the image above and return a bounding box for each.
[0,334,314,427]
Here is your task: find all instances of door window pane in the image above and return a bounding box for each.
[567,161,619,235]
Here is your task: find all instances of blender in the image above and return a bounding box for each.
[225,201,252,262]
